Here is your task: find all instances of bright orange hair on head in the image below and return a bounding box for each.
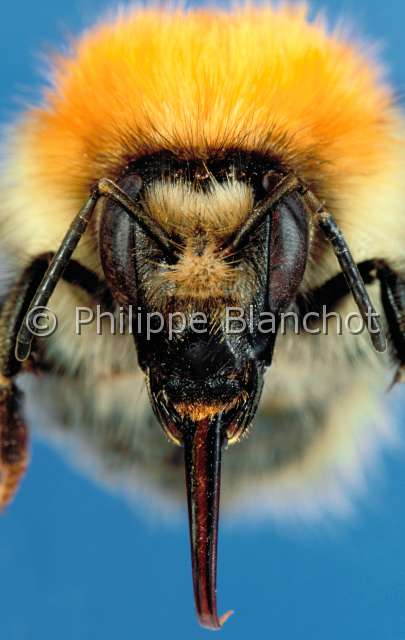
[15,3,399,205]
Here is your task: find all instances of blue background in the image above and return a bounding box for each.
[1,2,405,639]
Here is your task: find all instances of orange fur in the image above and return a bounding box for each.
[15,3,399,208]
[174,399,241,422]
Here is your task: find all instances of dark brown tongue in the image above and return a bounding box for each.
[183,415,233,630]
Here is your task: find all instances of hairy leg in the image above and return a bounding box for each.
[0,254,110,508]
[0,255,53,508]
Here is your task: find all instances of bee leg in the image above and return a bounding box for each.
[0,250,115,509]
[376,263,405,387]
[0,255,57,509]
[0,379,28,509]
[296,260,376,315]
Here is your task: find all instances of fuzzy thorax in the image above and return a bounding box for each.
[3,4,404,274]
[12,4,399,204]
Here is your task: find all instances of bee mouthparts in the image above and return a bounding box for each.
[183,414,233,630]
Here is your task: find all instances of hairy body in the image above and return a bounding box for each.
[1,4,404,522]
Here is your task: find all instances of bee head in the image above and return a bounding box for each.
[99,151,309,628]
[100,152,309,440]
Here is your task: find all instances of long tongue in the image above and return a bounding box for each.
[183,415,233,630]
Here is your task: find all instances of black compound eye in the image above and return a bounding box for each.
[99,174,143,307]
[268,192,309,314]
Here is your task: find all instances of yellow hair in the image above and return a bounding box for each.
[16,4,399,200]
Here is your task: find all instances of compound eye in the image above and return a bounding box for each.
[268,191,309,314]
[99,173,143,307]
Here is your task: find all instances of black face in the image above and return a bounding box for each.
[100,151,308,439]
[99,150,309,629]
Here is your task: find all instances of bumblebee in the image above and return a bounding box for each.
[1,4,404,630]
